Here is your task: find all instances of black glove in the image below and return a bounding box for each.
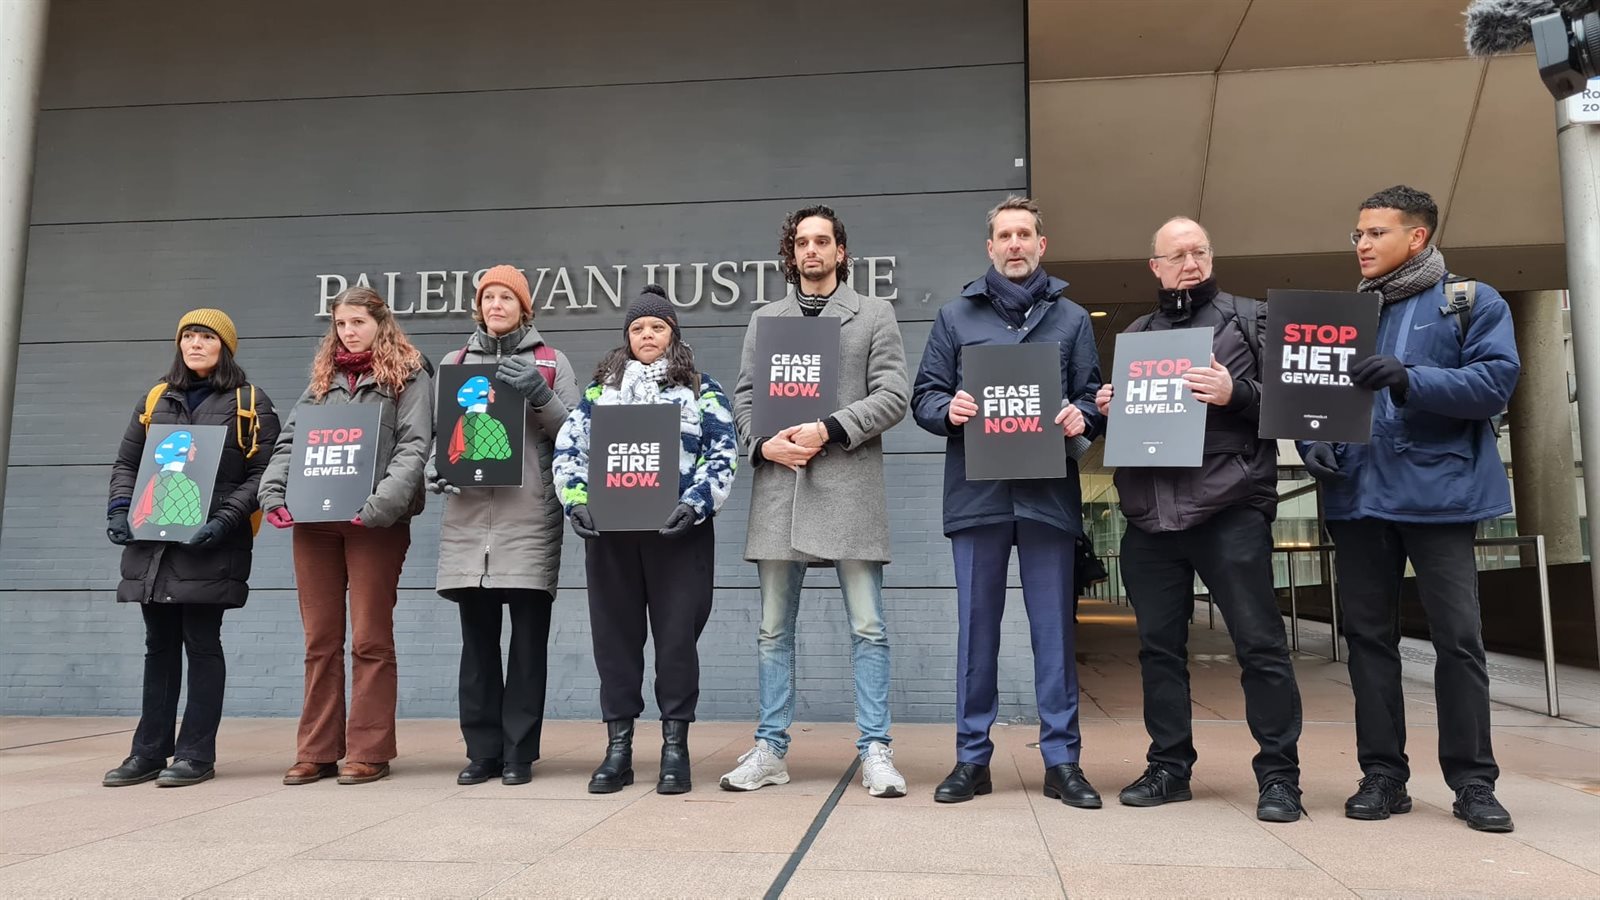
[186,518,229,547]
[659,503,698,537]
[1301,443,1345,481]
[496,356,555,407]
[106,509,134,546]
[1350,354,1408,392]
[569,504,600,540]
[425,461,460,495]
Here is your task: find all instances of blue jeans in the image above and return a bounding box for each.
[754,559,891,756]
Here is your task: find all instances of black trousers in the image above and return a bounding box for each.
[453,589,552,763]
[131,603,227,764]
[1121,506,1302,786]
[584,519,715,722]
[1326,518,1498,790]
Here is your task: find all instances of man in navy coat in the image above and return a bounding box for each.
[912,196,1105,808]
[1302,185,1520,833]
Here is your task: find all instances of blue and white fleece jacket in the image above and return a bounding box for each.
[552,373,738,523]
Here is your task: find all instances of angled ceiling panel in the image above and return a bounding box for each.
[1441,56,1562,248]
[1221,0,1470,71]
[1028,0,1248,80]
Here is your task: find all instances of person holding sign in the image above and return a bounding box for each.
[258,287,433,786]
[551,285,738,794]
[103,309,280,788]
[426,265,580,787]
[1094,217,1304,823]
[911,196,1105,808]
[1302,186,1520,833]
[724,205,911,799]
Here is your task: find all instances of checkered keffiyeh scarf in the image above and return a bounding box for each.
[1359,245,1447,304]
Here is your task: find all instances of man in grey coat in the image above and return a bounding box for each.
[721,205,911,799]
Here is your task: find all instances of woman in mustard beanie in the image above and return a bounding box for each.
[103,309,280,788]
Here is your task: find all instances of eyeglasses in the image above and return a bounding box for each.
[1150,246,1212,266]
[1350,226,1422,245]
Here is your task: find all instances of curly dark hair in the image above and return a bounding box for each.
[779,205,851,286]
[592,338,699,392]
[1359,185,1438,238]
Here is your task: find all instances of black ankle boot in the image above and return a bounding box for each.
[588,720,635,794]
[658,720,691,794]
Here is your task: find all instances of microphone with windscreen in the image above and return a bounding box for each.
[1464,0,1600,98]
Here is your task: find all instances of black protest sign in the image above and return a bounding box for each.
[751,316,841,437]
[1260,290,1381,442]
[128,424,227,542]
[1104,327,1213,468]
[285,404,383,522]
[587,403,683,532]
[434,363,526,487]
[961,342,1066,481]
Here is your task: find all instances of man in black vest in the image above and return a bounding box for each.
[1096,217,1304,822]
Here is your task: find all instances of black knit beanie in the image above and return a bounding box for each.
[624,284,679,336]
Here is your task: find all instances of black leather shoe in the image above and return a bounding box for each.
[103,755,166,787]
[1453,783,1513,833]
[589,720,635,794]
[155,758,214,787]
[934,763,992,803]
[1257,780,1304,823]
[1345,772,1410,820]
[1044,764,1102,809]
[1118,764,1192,807]
[657,720,691,794]
[501,762,533,785]
[457,759,501,786]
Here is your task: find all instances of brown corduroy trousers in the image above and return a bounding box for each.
[292,521,411,764]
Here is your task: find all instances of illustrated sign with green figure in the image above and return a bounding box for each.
[128,424,226,542]
[434,363,525,487]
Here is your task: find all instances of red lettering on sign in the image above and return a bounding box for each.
[1127,358,1194,379]
[983,416,1042,434]
[606,471,660,488]
[1284,324,1359,345]
[769,382,820,398]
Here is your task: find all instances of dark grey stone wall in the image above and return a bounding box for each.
[2,0,1056,729]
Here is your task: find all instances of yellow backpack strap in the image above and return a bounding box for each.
[139,383,168,429]
[235,385,260,459]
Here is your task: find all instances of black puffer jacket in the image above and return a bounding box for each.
[1112,280,1277,533]
[108,385,280,607]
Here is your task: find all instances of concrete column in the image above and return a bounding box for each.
[0,0,50,540]
[1505,291,1583,565]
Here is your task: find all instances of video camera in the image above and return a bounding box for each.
[1465,0,1600,99]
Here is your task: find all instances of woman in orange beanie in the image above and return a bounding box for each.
[427,265,580,785]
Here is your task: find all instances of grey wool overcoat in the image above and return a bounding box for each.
[732,283,909,563]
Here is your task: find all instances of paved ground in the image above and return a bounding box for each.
[1,599,1597,898]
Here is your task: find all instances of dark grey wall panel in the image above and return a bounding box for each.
[21,193,1006,343]
[32,66,1025,224]
[43,0,1023,109]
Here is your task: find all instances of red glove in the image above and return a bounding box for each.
[266,507,295,529]
[351,515,364,526]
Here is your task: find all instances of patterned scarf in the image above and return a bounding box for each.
[335,349,374,391]
[1359,245,1447,304]
[617,358,672,405]
[984,264,1053,328]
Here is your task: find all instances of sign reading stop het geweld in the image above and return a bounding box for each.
[1104,327,1213,468]
[285,404,383,522]
[961,342,1065,481]
[750,316,841,437]
[587,403,683,532]
[1259,290,1381,442]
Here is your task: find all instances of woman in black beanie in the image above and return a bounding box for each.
[551,285,739,794]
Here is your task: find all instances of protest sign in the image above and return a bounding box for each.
[750,317,841,437]
[128,424,227,542]
[285,404,383,522]
[1104,327,1213,467]
[435,363,526,487]
[961,342,1066,481]
[1260,290,1381,442]
[587,403,683,532]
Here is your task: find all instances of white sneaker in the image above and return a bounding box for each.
[719,740,790,792]
[860,742,906,798]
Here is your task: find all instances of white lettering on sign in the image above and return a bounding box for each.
[605,441,662,487]
[315,257,902,317]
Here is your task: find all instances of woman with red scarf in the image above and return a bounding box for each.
[258,287,433,785]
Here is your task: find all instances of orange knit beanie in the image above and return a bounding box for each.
[476,265,533,317]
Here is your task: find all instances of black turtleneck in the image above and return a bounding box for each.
[184,377,215,413]
[1155,277,1220,322]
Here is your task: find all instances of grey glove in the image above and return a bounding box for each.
[569,504,600,540]
[1302,443,1344,481]
[107,509,134,546]
[659,503,698,537]
[425,461,460,495]
[496,356,555,407]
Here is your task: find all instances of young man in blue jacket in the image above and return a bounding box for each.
[1302,185,1520,833]
[912,196,1105,808]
